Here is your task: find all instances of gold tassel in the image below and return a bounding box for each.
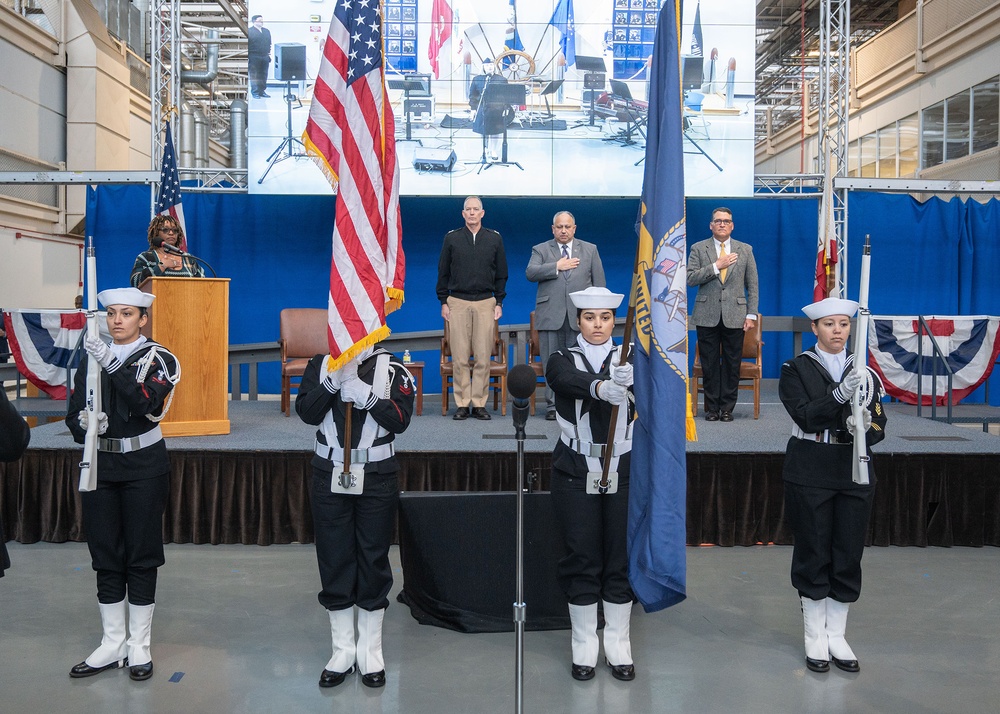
[685,384,698,442]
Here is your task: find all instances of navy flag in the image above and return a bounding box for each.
[628,1,689,613]
[548,0,576,67]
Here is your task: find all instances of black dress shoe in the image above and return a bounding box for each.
[571,664,595,681]
[361,670,386,688]
[69,658,127,678]
[545,411,557,421]
[453,407,470,420]
[319,665,355,688]
[832,656,860,673]
[260,92,271,98]
[251,93,262,99]
[471,407,491,421]
[805,656,830,673]
[607,659,635,681]
[704,411,720,421]
[720,411,733,422]
[129,661,153,681]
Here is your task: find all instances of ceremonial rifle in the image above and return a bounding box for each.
[851,235,872,485]
[79,237,101,492]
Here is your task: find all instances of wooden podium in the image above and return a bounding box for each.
[138,277,230,437]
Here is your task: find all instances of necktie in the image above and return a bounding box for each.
[719,243,728,283]
[562,244,569,260]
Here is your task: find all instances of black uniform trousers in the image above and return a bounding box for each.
[82,473,169,605]
[249,56,269,96]
[784,481,874,603]
[697,319,745,414]
[549,467,632,607]
[311,469,399,612]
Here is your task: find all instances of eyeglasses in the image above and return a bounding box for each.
[159,227,179,233]
[711,219,733,225]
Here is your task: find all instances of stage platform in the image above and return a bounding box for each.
[3,381,999,548]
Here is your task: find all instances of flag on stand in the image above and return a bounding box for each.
[548,0,576,67]
[629,1,688,613]
[503,0,523,66]
[303,0,404,370]
[814,146,839,301]
[690,1,703,56]
[428,0,454,79]
[155,121,188,252]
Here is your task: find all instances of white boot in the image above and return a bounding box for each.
[800,596,830,673]
[319,607,356,688]
[568,603,599,680]
[825,598,860,672]
[69,600,128,677]
[126,603,155,680]
[602,601,635,681]
[357,608,386,688]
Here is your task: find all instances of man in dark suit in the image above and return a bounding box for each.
[526,211,606,419]
[248,15,271,99]
[687,207,759,422]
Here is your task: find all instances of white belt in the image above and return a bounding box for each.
[560,434,632,458]
[98,426,163,454]
[791,425,845,445]
[314,440,394,464]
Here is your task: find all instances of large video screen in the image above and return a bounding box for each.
[247,0,755,197]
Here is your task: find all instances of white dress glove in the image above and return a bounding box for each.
[598,380,628,406]
[78,411,109,435]
[84,335,114,370]
[612,363,633,387]
[322,366,343,393]
[340,376,372,405]
[846,410,872,435]
[833,370,863,403]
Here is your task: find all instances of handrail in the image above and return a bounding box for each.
[915,315,956,423]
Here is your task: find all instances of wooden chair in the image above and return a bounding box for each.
[279,308,329,417]
[690,316,764,419]
[440,320,508,416]
[527,311,546,415]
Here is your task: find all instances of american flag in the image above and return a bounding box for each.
[155,121,188,252]
[303,0,404,370]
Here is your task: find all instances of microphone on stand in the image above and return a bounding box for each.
[507,364,536,438]
[152,236,184,255]
[151,236,218,277]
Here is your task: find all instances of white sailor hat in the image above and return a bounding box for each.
[570,286,625,310]
[802,297,859,320]
[97,287,155,309]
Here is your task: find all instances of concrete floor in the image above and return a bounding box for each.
[1,542,998,713]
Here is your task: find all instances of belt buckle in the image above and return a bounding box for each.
[350,448,369,464]
[107,439,124,454]
[587,443,605,458]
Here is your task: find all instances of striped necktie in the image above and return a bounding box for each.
[719,243,728,283]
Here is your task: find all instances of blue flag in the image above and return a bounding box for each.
[691,1,703,56]
[548,0,576,67]
[504,0,523,60]
[628,1,688,613]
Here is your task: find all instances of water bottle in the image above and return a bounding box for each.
[403,350,411,364]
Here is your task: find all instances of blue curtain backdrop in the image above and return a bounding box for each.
[85,187,999,402]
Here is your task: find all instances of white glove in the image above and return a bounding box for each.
[598,380,628,406]
[340,375,372,405]
[322,366,343,393]
[612,363,633,387]
[77,411,109,435]
[846,410,872,435]
[85,335,114,369]
[833,370,863,403]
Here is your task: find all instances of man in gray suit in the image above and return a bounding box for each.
[687,207,759,422]
[526,211,606,419]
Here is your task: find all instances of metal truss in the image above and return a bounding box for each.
[754,174,824,195]
[818,0,851,296]
[0,170,248,192]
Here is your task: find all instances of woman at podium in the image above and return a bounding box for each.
[129,216,204,287]
[66,287,180,682]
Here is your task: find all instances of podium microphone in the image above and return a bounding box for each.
[152,236,183,255]
[151,236,218,277]
[508,364,536,437]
